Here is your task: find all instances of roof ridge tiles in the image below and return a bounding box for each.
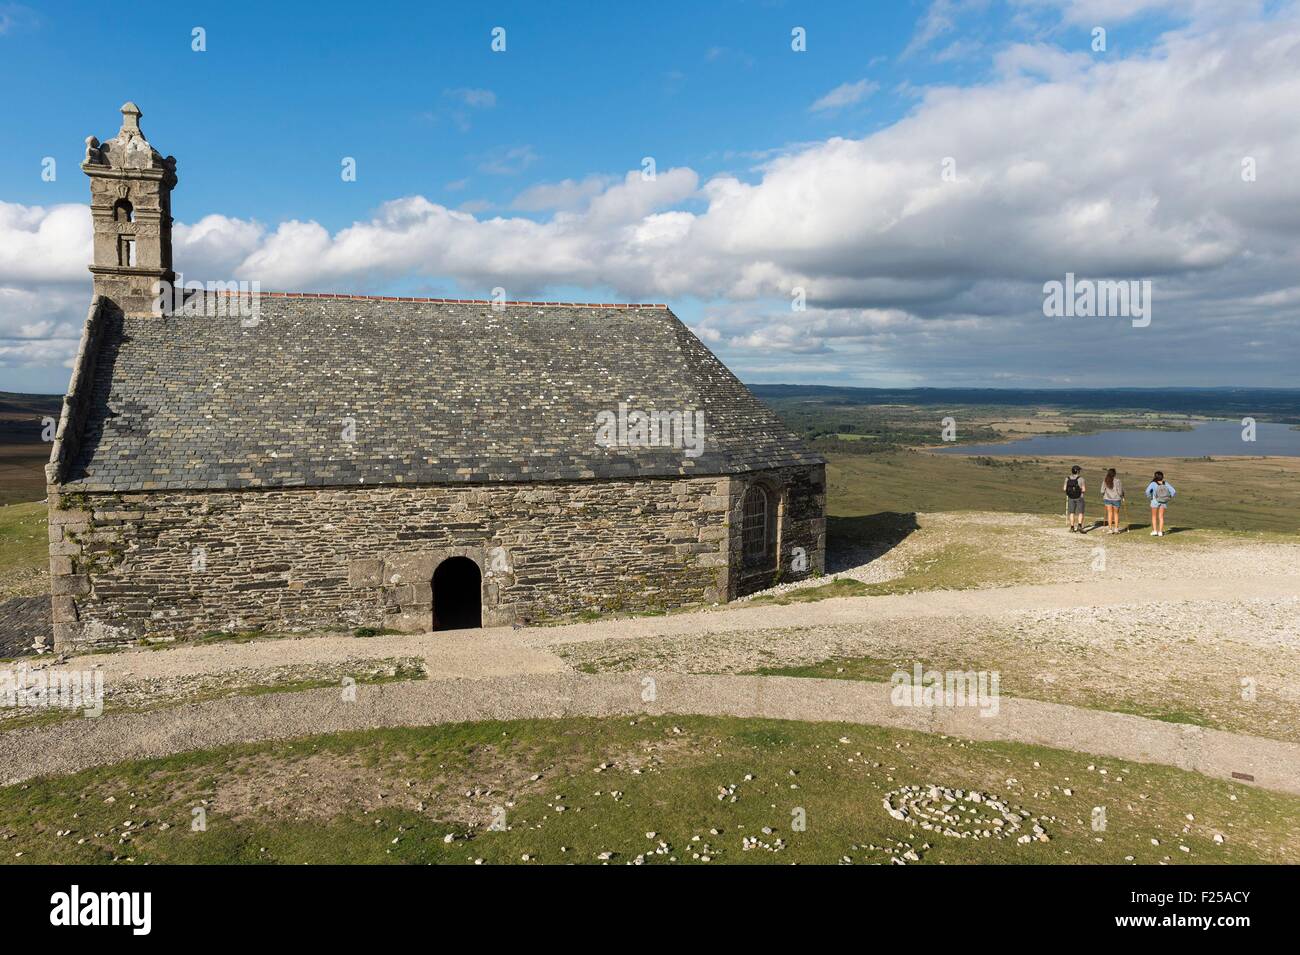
[195,290,668,308]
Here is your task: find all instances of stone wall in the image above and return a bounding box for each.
[46,477,719,649]
[728,463,827,598]
[48,465,825,651]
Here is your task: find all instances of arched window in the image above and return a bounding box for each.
[741,485,772,566]
[113,199,134,223]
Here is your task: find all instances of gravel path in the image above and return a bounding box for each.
[4,671,1298,796]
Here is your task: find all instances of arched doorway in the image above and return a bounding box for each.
[432,556,482,631]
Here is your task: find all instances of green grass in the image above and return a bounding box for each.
[352,627,402,638]
[0,441,52,507]
[746,576,868,606]
[182,629,277,646]
[130,625,405,651]
[0,501,47,577]
[827,450,1300,537]
[2,715,1293,864]
[862,539,1023,595]
[748,655,913,681]
[236,663,425,697]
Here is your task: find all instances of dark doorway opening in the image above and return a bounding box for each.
[432,556,482,631]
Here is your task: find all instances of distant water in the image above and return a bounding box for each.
[937,420,1300,457]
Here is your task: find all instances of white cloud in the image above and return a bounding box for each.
[511,175,614,212]
[4,5,1300,387]
[0,203,90,282]
[810,79,880,112]
[477,145,539,176]
[903,0,989,59]
[1013,0,1265,26]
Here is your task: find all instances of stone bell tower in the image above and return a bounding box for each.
[82,102,177,316]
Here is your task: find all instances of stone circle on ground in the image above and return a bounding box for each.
[883,785,1051,842]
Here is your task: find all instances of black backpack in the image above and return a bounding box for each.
[1066,477,1082,499]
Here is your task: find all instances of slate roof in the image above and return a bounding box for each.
[61,295,823,491]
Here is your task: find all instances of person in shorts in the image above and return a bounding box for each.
[1063,465,1086,532]
[1101,467,1124,533]
[1145,470,1176,536]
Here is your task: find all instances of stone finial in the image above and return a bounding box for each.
[88,100,169,173]
[83,135,102,164]
[119,101,143,134]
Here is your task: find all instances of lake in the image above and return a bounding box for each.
[937,420,1300,458]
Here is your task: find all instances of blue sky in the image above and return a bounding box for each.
[7,2,948,223]
[2,0,1298,392]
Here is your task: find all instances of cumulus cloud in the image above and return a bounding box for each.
[192,11,1294,313]
[3,4,1299,388]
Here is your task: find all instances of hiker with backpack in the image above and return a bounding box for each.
[1063,465,1087,533]
[1146,470,1176,536]
[1101,467,1124,533]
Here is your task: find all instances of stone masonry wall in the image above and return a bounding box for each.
[47,475,731,650]
[47,465,826,651]
[728,463,827,599]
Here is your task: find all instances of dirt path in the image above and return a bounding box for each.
[56,629,568,683]
[4,671,1299,796]
[530,574,1299,647]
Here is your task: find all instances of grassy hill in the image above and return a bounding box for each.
[828,450,1300,541]
[0,392,59,505]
